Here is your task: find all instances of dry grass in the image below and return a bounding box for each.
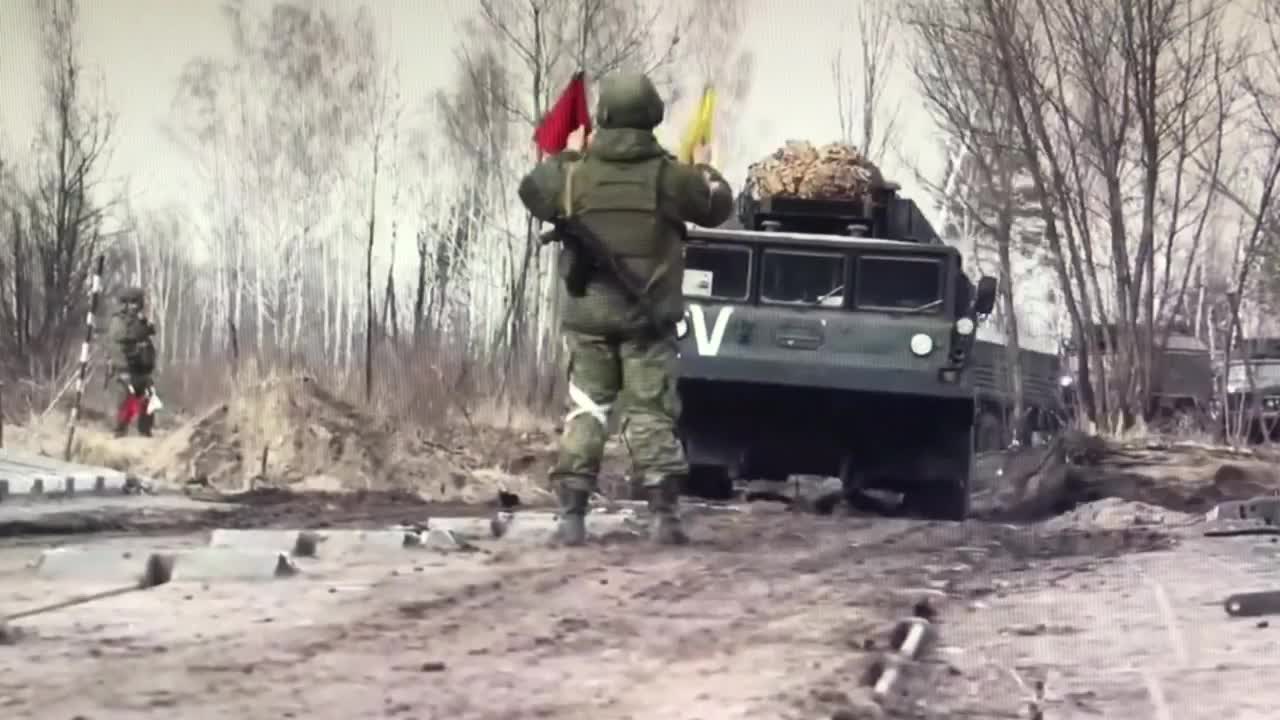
[0,341,569,504]
[1084,406,1231,450]
[0,339,561,436]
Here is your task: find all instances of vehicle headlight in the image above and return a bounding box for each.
[910,333,934,357]
[675,318,689,339]
[954,317,975,336]
[1059,374,1074,388]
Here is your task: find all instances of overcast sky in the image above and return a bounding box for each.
[0,0,942,215]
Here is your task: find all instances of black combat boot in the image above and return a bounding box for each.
[648,476,689,546]
[550,484,591,547]
[112,421,129,438]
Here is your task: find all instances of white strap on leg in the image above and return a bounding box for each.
[566,381,611,426]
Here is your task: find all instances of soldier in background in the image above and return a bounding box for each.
[106,287,158,437]
[518,70,735,546]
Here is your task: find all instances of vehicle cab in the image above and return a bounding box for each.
[675,189,995,397]
[1224,337,1280,440]
[671,187,997,520]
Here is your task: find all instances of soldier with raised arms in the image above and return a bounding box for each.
[518,71,734,546]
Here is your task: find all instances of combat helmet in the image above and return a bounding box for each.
[595,71,665,130]
[118,286,145,304]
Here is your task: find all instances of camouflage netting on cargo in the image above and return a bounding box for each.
[745,141,886,200]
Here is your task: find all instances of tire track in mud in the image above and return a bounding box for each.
[372,514,951,719]
[3,509,1183,719]
[294,515,979,718]
[4,557,604,718]
[888,522,1185,720]
[97,514,922,719]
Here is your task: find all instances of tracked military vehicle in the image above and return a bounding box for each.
[675,183,998,520]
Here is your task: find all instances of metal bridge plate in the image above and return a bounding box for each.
[0,448,138,501]
[1207,497,1280,525]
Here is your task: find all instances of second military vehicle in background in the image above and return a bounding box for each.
[1223,337,1280,441]
[1059,323,1214,431]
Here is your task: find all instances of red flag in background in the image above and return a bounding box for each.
[533,72,592,155]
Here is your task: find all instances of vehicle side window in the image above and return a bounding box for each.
[855,255,943,313]
[684,243,752,301]
[760,250,847,306]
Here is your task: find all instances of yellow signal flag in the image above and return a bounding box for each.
[677,86,717,163]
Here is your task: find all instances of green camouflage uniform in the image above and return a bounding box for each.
[518,71,734,545]
[106,287,158,437]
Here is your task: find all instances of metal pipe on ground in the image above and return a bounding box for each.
[871,616,932,700]
[1,553,175,643]
[863,596,939,705]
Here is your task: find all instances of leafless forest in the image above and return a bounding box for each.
[3,0,1280,441]
[908,0,1280,441]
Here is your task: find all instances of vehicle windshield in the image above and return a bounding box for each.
[1227,361,1280,390]
[760,249,846,306]
[855,255,944,314]
[683,243,751,301]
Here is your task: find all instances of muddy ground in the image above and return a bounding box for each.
[8,488,1270,720]
[6,383,1280,718]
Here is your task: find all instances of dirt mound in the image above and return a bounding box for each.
[1040,497,1198,532]
[9,375,639,508]
[971,440,1072,521]
[1062,438,1280,514]
[971,433,1280,522]
[745,141,886,200]
[134,374,395,490]
[117,374,557,503]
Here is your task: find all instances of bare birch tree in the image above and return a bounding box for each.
[681,0,755,165]
[906,0,1039,443]
[831,0,901,165]
[0,0,117,378]
[117,206,197,366]
[939,0,1238,433]
[361,63,402,401]
[170,0,385,366]
[1206,0,1280,442]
